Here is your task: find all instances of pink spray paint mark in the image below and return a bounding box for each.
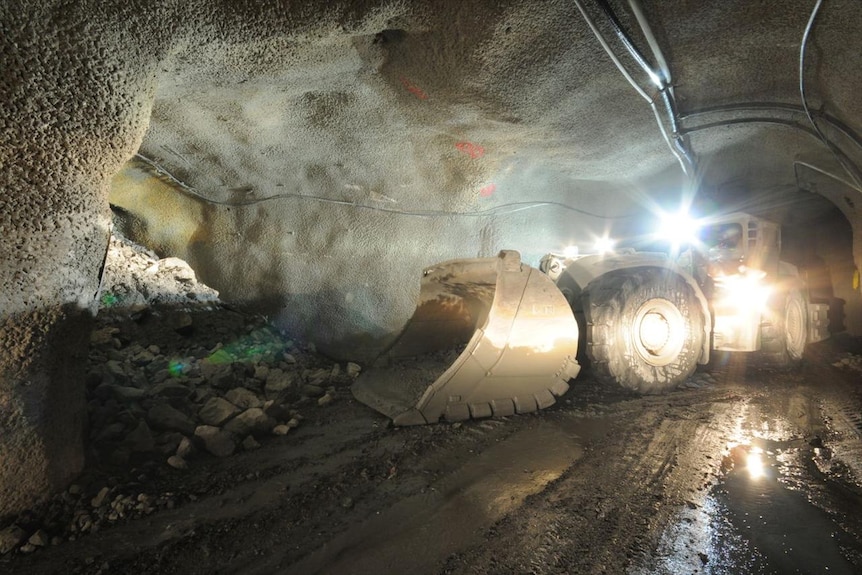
[455,141,485,159]
[479,183,496,197]
[399,77,428,100]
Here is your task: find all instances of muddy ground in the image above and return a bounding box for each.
[3,301,862,574]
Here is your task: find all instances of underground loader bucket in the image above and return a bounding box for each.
[351,250,580,425]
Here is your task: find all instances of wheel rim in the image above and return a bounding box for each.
[632,298,686,367]
[785,298,806,359]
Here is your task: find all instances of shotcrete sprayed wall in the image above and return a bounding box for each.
[109,159,655,361]
[106,0,673,361]
[0,1,160,519]
[1,0,663,520]
[5,0,860,521]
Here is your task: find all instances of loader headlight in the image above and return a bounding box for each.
[714,269,771,311]
[593,236,615,255]
[656,209,701,248]
[563,245,579,258]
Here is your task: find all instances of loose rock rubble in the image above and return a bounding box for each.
[98,233,220,309]
[0,234,363,558]
[833,352,862,373]
[679,370,720,389]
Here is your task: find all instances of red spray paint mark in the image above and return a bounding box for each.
[479,183,496,197]
[399,77,428,100]
[455,141,485,159]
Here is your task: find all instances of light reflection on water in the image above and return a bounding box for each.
[710,440,856,574]
[637,404,858,574]
[745,447,765,480]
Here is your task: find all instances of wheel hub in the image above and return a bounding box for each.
[639,312,670,351]
[632,298,686,367]
[785,297,806,357]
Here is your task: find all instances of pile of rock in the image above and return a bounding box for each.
[97,233,220,309]
[833,352,862,373]
[0,482,185,555]
[87,233,367,464]
[1,310,362,558]
[87,314,361,466]
[0,236,364,557]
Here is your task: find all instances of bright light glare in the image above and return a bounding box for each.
[657,209,700,248]
[639,313,670,349]
[746,447,765,479]
[593,236,615,255]
[714,270,771,311]
[563,245,579,258]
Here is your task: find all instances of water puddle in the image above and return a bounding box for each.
[707,439,857,574]
[645,435,859,574]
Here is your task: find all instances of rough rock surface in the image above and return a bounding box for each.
[99,235,219,309]
[834,352,862,373]
[0,234,360,555]
[99,0,862,358]
[2,0,862,523]
[1,332,862,572]
[198,398,241,427]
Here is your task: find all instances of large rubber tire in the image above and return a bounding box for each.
[583,269,705,393]
[760,287,807,367]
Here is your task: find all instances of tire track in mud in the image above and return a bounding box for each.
[642,357,862,575]
[13,346,862,575]
[823,391,862,485]
[17,405,534,574]
[11,413,390,575]
[249,420,587,575]
[440,389,739,575]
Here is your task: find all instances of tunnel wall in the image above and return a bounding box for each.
[0,1,158,520]
[108,0,862,355]
[3,0,862,521]
[106,0,668,361]
[1,0,653,520]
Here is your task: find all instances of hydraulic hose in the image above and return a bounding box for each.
[571,0,651,103]
[799,0,862,189]
[571,0,694,177]
[680,102,862,153]
[594,0,661,87]
[800,0,826,145]
[679,116,862,190]
[130,153,639,219]
[628,0,672,88]
[622,0,696,176]
[794,160,862,194]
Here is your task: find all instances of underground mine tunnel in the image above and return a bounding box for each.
[2,0,862,572]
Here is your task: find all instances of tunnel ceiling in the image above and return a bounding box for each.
[129,0,862,220]
[6,0,862,359]
[109,0,862,355]
[6,0,862,527]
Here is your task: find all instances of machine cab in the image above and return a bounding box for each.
[696,212,781,278]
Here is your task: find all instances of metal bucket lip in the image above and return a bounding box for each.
[352,250,580,425]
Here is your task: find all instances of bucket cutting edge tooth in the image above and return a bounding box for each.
[351,250,580,425]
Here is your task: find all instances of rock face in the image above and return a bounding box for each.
[0,290,355,553]
[194,426,236,458]
[0,0,156,520]
[198,398,241,426]
[2,0,862,523]
[147,404,197,436]
[103,1,862,362]
[103,0,685,365]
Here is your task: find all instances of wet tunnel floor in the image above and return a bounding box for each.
[709,441,858,574]
[4,311,862,574]
[645,427,862,574]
